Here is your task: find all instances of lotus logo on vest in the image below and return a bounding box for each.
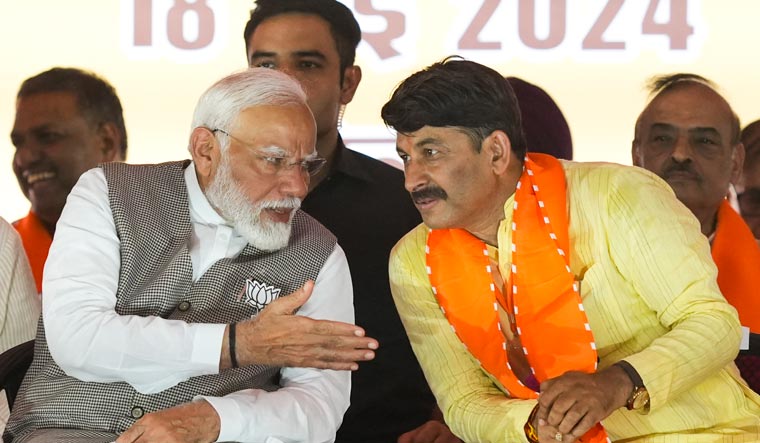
[242,279,282,311]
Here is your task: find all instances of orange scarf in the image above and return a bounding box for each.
[13,211,52,293]
[712,200,760,333]
[427,153,607,442]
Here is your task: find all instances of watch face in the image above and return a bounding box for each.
[631,387,650,410]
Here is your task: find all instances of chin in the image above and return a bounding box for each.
[422,215,455,231]
[242,220,293,252]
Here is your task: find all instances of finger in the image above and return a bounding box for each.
[313,350,377,370]
[396,421,439,443]
[267,281,314,314]
[309,317,370,338]
[537,423,562,443]
[569,411,599,441]
[538,425,578,443]
[537,379,560,423]
[557,405,587,435]
[115,425,143,443]
[546,393,576,427]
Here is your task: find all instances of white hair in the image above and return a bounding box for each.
[189,68,308,152]
[205,150,301,251]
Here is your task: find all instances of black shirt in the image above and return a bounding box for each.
[301,138,434,443]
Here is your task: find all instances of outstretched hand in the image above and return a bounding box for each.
[220,280,379,371]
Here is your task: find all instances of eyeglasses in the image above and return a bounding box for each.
[212,128,326,176]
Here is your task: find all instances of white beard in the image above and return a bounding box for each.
[204,156,300,251]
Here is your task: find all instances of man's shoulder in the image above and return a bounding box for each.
[390,223,428,262]
[561,160,673,197]
[100,160,192,193]
[100,160,190,175]
[293,209,338,245]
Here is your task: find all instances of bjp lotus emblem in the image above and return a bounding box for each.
[242,279,281,311]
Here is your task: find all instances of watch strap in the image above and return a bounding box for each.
[615,360,643,389]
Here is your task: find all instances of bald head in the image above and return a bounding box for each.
[632,76,744,235]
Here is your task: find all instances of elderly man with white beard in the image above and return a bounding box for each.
[4,68,379,443]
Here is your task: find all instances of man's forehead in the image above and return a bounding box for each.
[396,126,470,149]
[642,93,733,133]
[17,91,79,112]
[248,13,337,52]
[14,92,85,128]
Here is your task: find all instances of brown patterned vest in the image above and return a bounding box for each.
[6,161,337,440]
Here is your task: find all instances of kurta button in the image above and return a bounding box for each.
[131,406,144,419]
[178,301,191,312]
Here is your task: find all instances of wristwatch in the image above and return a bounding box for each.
[615,360,650,413]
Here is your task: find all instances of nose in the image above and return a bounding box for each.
[13,141,42,171]
[403,158,427,194]
[671,134,692,163]
[279,167,309,200]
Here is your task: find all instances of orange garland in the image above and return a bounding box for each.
[712,200,760,333]
[13,211,52,293]
[427,153,608,442]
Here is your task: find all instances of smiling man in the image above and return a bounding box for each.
[383,58,760,442]
[5,68,378,443]
[10,67,127,293]
[632,74,760,393]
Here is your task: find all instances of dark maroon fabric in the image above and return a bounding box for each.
[508,76,573,160]
[736,354,760,394]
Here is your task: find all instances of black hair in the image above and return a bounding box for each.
[244,0,361,80]
[18,67,128,159]
[381,57,527,159]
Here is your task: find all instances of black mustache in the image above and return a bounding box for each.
[411,186,448,202]
[663,161,699,178]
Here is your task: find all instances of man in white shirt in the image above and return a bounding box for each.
[0,218,39,433]
[5,68,378,443]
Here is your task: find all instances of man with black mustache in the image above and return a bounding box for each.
[384,59,760,443]
[632,73,760,393]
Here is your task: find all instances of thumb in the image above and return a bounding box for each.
[270,280,314,314]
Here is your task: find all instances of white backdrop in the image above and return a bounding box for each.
[2,0,759,222]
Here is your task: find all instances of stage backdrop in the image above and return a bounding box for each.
[2,0,759,222]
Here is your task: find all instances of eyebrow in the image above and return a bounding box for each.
[688,127,722,138]
[10,123,56,141]
[258,145,288,156]
[250,50,327,61]
[415,137,444,148]
[650,122,721,136]
[258,145,319,160]
[649,123,676,132]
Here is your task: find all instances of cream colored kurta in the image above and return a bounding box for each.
[389,161,760,442]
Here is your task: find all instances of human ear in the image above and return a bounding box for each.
[340,65,362,105]
[631,141,643,167]
[730,142,746,184]
[97,122,122,162]
[487,130,513,174]
[189,127,220,188]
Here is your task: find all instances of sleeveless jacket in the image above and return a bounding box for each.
[6,161,337,440]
